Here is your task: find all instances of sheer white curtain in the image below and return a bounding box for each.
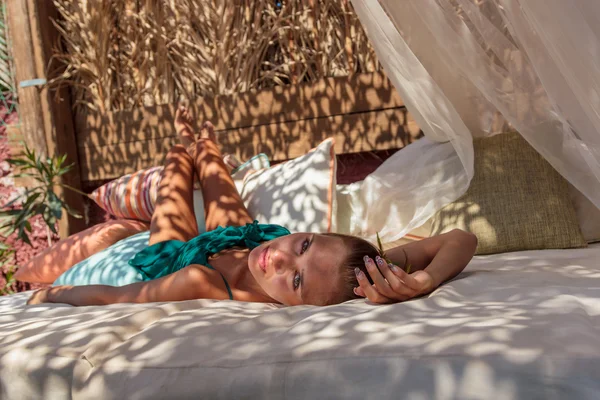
[349,0,600,244]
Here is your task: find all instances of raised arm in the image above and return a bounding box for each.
[27,265,230,306]
[355,229,478,303]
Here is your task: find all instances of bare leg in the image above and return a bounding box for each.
[148,145,198,246]
[189,122,253,231]
[148,106,200,245]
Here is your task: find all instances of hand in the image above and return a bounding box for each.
[27,288,53,305]
[354,256,434,304]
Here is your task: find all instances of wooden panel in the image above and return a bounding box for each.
[32,0,86,235]
[6,0,47,156]
[76,72,404,149]
[7,0,85,236]
[79,108,421,182]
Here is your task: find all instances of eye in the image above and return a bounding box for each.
[300,238,310,254]
[293,272,301,290]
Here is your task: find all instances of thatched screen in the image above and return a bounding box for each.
[49,0,380,114]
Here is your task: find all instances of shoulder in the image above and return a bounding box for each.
[182,264,223,284]
[180,264,232,300]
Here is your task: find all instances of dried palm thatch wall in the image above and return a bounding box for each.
[50,0,380,113]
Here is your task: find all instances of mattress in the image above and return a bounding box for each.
[2,245,600,399]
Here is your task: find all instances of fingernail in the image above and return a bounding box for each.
[353,287,359,296]
[354,267,363,278]
[375,256,385,267]
[363,255,370,264]
[389,263,398,272]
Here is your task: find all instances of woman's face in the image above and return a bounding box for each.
[248,233,349,306]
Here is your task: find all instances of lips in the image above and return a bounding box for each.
[259,246,269,273]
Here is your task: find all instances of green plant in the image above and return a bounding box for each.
[0,243,16,295]
[0,143,85,245]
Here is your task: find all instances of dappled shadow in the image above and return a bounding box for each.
[3,245,600,398]
[74,72,421,182]
[431,134,583,255]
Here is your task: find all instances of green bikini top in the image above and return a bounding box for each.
[129,221,290,300]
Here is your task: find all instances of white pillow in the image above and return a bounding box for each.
[240,138,336,233]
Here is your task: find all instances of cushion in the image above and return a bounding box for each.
[53,231,150,286]
[89,155,270,223]
[14,219,149,284]
[569,183,600,243]
[430,133,586,255]
[240,138,336,233]
[7,244,600,399]
[89,166,163,221]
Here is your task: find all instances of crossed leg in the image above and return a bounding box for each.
[148,107,253,246]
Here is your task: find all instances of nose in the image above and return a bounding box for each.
[270,248,295,274]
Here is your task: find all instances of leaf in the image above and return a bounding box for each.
[6,158,30,166]
[61,183,89,197]
[63,202,83,218]
[48,191,63,221]
[57,162,74,177]
[21,192,42,211]
[0,194,24,210]
[42,205,58,234]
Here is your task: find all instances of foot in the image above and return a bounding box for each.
[174,105,196,148]
[199,121,218,144]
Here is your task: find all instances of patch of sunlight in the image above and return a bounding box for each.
[467,342,509,356]
[427,332,485,353]
[172,320,212,335]
[434,363,457,400]
[489,328,512,342]
[429,297,469,309]
[132,340,178,363]
[60,331,95,345]
[47,357,76,369]
[354,321,394,333]
[46,318,81,329]
[293,337,344,357]
[458,361,516,400]
[464,318,512,328]
[505,348,543,363]
[314,325,346,338]
[426,317,475,328]
[128,336,152,352]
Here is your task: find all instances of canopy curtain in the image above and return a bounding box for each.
[348,0,600,244]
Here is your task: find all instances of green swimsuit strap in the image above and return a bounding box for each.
[129,221,291,300]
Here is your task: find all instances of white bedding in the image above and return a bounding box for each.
[2,245,600,399]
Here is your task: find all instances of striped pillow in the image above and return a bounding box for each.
[89,166,163,221]
[89,154,270,222]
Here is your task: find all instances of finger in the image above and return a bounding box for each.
[353,286,365,297]
[363,256,396,298]
[388,264,422,291]
[375,257,417,297]
[355,268,393,303]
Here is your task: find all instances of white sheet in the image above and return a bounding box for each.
[2,245,600,399]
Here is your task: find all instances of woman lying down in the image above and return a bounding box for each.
[28,107,477,307]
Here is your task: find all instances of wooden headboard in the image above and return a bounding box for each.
[75,72,421,185]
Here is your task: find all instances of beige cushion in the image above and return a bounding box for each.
[431,133,586,255]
